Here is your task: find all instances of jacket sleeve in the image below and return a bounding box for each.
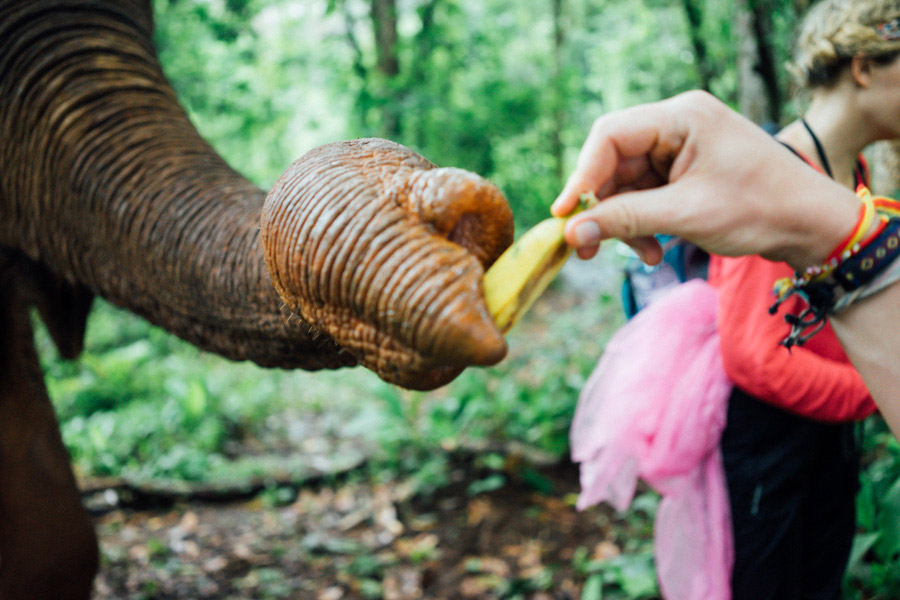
[712,256,876,422]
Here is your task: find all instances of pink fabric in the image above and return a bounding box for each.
[570,280,733,600]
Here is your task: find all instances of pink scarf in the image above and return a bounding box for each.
[570,280,733,600]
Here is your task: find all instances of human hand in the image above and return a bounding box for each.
[552,91,860,271]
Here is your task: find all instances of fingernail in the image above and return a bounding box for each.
[573,221,601,246]
[550,195,567,215]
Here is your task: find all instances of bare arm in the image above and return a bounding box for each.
[831,287,900,435]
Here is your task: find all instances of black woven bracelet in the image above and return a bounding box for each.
[831,217,900,291]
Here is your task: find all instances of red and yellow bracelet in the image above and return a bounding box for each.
[771,187,900,348]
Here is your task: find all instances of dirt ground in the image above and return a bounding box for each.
[89,460,648,600]
[87,260,641,599]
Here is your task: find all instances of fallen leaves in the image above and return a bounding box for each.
[383,566,424,600]
[93,461,638,599]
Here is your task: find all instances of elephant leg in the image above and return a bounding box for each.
[0,286,98,600]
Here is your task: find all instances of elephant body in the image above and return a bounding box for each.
[0,1,513,597]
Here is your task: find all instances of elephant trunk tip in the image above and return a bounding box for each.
[429,296,507,368]
[465,330,508,366]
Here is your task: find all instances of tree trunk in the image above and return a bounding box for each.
[341,0,372,127]
[735,0,782,125]
[551,0,566,186]
[409,0,443,148]
[792,0,811,17]
[371,0,400,78]
[370,0,402,138]
[680,0,713,91]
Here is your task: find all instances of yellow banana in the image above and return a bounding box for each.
[482,216,571,333]
[483,194,598,333]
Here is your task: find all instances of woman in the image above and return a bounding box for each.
[563,2,900,598]
[712,2,900,598]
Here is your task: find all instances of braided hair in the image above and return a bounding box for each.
[790,0,900,89]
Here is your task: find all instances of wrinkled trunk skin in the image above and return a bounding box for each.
[263,139,511,390]
[0,1,513,597]
[0,0,512,381]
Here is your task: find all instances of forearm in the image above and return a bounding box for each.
[831,285,900,435]
[782,188,900,430]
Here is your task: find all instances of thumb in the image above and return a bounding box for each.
[565,185,684,248]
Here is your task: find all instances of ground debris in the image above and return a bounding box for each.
[91,461,637,599]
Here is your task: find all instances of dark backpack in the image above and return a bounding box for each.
[621,235,710,319]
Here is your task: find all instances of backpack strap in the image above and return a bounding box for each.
[855,154,870,189]
[801,118,834,178]
[779,141,805,162]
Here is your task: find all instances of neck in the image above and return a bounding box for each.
[778,88,876,190]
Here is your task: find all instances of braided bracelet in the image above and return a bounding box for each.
[832,248,900,312]
[772,188,876,301]
[770,188,900,349]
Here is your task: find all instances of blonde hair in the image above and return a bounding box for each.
[790,0,900,89]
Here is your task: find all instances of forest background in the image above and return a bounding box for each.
[43,0,900,598]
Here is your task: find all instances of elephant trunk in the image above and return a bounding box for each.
[262,139,510,390]
[0,0,351,368]
[0,0,514,387]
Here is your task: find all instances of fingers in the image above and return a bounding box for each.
[564,185,684,251]
[623,235,664,265]
[551,100,689,217]
[552,127,619,217]
[570,232,662,265]
[576,244,601,260]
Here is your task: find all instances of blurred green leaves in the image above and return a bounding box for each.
[846,417,900,598]
[150,0,805,228]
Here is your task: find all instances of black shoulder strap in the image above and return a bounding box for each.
[854,160,869,188]
[779,141,804,161]
[801,118,834,179]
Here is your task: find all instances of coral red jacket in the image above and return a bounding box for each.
[708,256,875,422]
[707,149,875,423]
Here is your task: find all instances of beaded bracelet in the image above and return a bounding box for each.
[772,188,876,302]
[770,187,900,349]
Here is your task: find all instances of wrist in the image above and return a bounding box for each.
[769,189,900,348]
[780,180,861,272]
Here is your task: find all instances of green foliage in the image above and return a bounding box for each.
[153,0,355,188]
[365,292,619,495]
[573,534,660,600]
[39,287,620,491]
[39,301,324,481]
[151,0,809,228]
[845,416,900,599]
